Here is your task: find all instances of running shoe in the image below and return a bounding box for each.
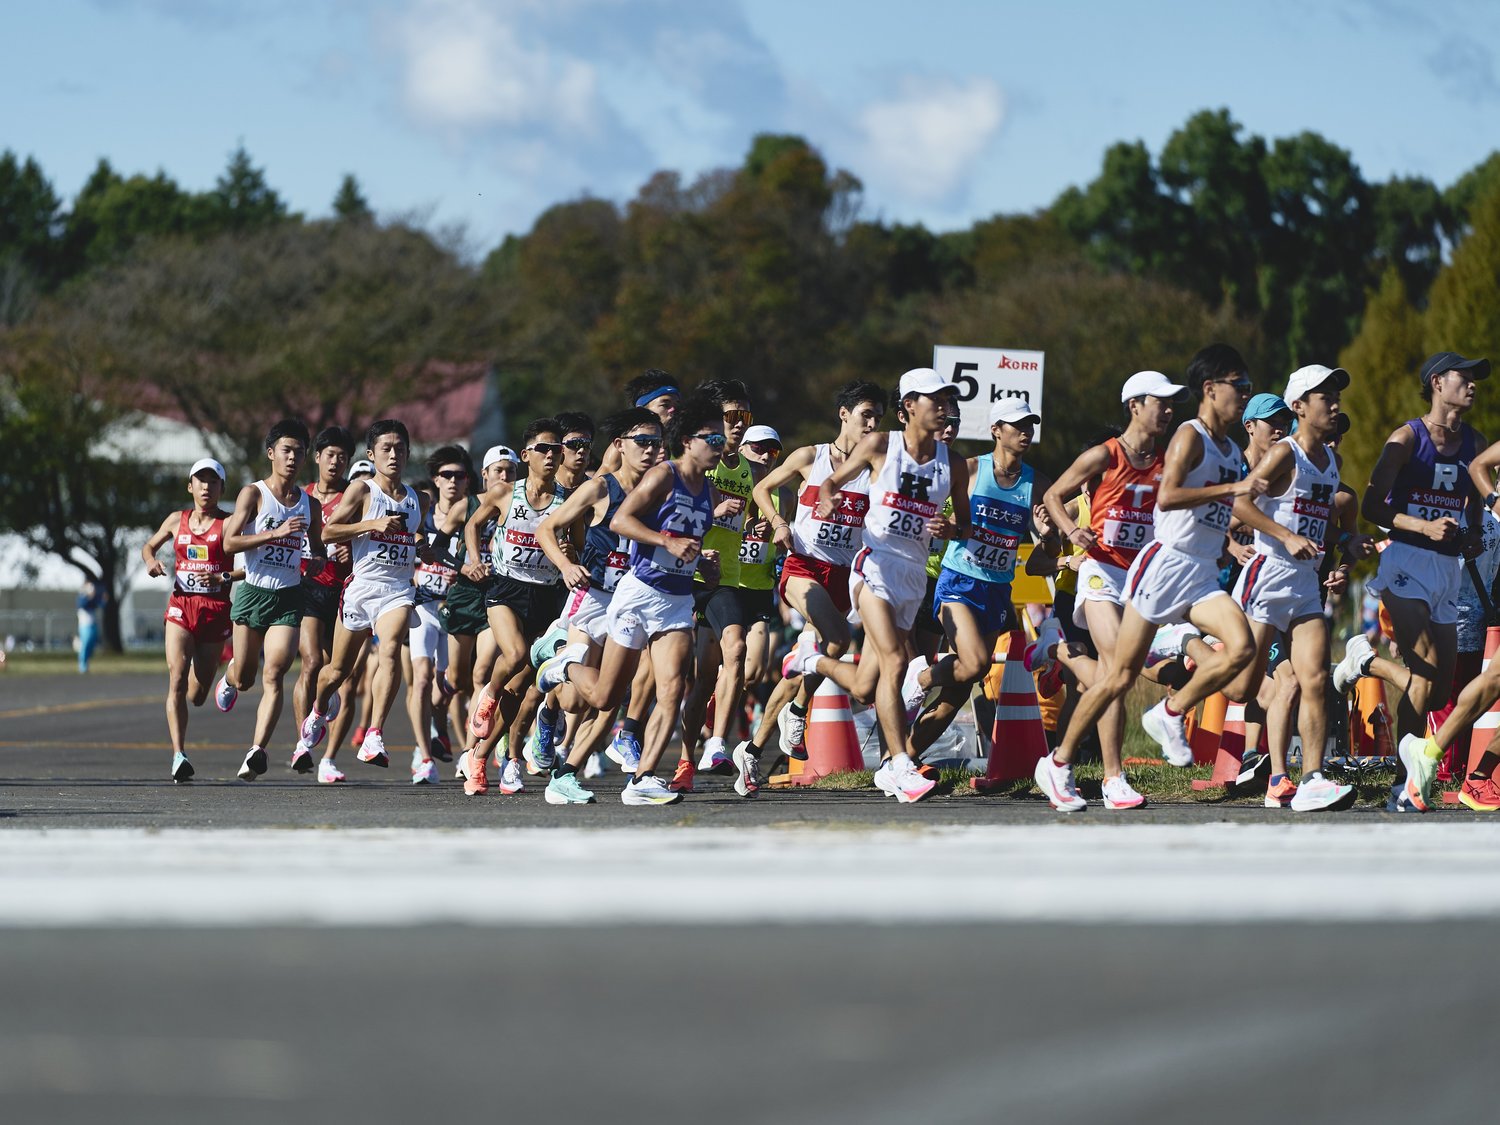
[621,774,684,806]
[1264,776,1298,808]
[1333,634,1375,694]
[434,673,458,704]
[1236,751,1270,788]
[582,753,605,779]
[1458,775,1500,812]
[537,642,588,692]
[323,692,342,723]
[522,741,545,776]
[1387,786,1422,813]
[886,756,937,803]
[1033,753,1086,812]
[454,750,468,780]
[791,640,823,678]
[606,729,642,772]
[777,705,808,760]
[171,752,194,783]
[237,747,267,782]
[901,656,932,724]
[498,756,525,795]
[300,707,328,750]
[668,758,696,793]
[1101,774,1145,810]
[317,759,345,784]
[357,729,389,768]
[1028,617,1065,687]
[290,743,314,774]
[1290,775,1355,812]
[411,757,438,786]
[545,771,596,805]
[469,684,497,741]
[530,620,570,669]
[1145,622,1201,669]
[731,741,761,798]
[697,736,733,775]
[530,705,561,769]
[1141,699,1193,767]
[463,751,489,796]
[1396,733,1437,813]
[429,731,453,763]
[214,671,238,713]
[351,726,367,751]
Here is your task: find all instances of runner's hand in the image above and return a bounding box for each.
[771,521,792,550]
[1425,516,1460,543]
[662,535,700,562]
[461,560,489,582]
[561,562,591,591]
[1227,539,1255,566]
[1282,533,1319,561]
[1236,477,1269,499]
[274,514,308,537]
[146,559,166,578]
[1066,526,1096,551]
[1324,567,1349,596]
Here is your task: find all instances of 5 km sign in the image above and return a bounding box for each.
[931,345,1046,443]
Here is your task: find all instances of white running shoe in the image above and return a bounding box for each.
[237,747,267,782]
[791,640,823,678]
[290,744,314,774]
[731,741,761,798]
[1396,733,1436,813]
[697,735,733,774]
[621,774,684,806]
[537,642,588,692]
[777,705,807,759]
[901,656,932,724]
[582,753,605,779]
[1290,774,1355,812]
[299,707,328,750]
[874,756,935,803]
[1033,753,1086,812]
[1101,774,1145,810]
[317,759,345,784]
[1145,622,1202,669]
[1030,617,1064,677]
[498,756,525,794]
[1333,634,1376,694]
[214,670,238,713]
[454,750,468,780]
[411,757,438,785]
[1142,699,1193,767]
[356,729,389,768]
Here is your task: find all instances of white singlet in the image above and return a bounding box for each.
[242,482,311,590]
[1152,419,1243,559]
[862,432,951,570]
[791,443,871,567]
[494,480,564,586]
[1251,438,1339,565]
[349,480,421,586]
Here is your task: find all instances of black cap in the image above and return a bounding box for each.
[1335,413,1351,436]
[1420,351,1491,387]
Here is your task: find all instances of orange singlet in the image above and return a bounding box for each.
[1088,437,1163,571]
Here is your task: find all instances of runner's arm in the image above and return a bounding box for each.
[538,478,605,590]
[1229,444,1318,559]
[1361,425,1456,542]
[754,445,815,550]
[610,464,679,552]
[461,485,509,569]
[1044,444,1112,547]
[1157,425,1264,510]
[818,433,881,518]
[222,485,276,554]
[321,481,374,545]
[139,513,180,578]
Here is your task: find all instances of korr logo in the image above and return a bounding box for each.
[996,355,1040,372]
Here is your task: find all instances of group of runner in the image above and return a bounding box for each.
[141,343,1500,813]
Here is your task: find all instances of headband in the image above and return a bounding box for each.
[634,385,679,408]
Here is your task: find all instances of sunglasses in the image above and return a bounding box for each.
[434,469,468,480]
[526,442,563,456]
[943,416,962,427]
[1215,378,1254,393]
[722,409,753,427]
[561,438,593,452]
[693,432,728,449]
[747,442,782,457]
[625,435,663,449]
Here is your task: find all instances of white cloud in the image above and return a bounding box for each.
[856,76,1005,205]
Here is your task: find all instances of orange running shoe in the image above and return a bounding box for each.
[463,751,489,796]
[469,685,497,741]
[669,758,696,793]
[1264,776,1297,808]
[1459,775,1500,812]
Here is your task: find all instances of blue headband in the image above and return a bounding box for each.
[634,385,679,408]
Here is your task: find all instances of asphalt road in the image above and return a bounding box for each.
[0,671,1485,828]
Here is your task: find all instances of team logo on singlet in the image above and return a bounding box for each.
[898,471,931,502]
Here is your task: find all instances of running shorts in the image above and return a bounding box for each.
[1367,540,1462,627]
[166,593,231,643]
[1124,542,1231,627]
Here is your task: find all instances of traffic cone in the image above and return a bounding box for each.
[1190,692,1228,765]
[972,630,1049,792]
[1190,698,1254,792]
[1348,675,1392,761]
[775,674,863,786]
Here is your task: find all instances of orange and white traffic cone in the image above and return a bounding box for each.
[776,674,863,786]
[1190,697,1256,792]
[973,631,1050,792]
[1190,692,1228,766]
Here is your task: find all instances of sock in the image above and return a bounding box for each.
[621,717,642,737]
[553,763,577,778]
[1270,773,1287,786]
[1163,699,1182,718]
[1470,751,1500,781]
[789,702,806,717]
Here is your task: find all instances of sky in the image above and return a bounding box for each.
[4,0,1499,254]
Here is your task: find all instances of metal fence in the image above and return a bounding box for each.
[0,609,166,653]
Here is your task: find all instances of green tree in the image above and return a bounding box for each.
[1425,180,1500,440]
[210,145,289,231]
[1444,152,1500,238]
[0,151,62,323]
[333,174,373,223]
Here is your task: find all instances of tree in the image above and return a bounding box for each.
[1425,179,1500,440]
[333,174,373,223]
[0,151,62,323]
[211,145,289,231]
[0,315,177,651]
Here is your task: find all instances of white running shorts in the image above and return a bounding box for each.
[1124,542,1231,627]
[1367,540,1462,626]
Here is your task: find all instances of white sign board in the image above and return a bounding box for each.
[931,345,1046,443]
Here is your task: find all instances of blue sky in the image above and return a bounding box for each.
[5,0,1498,253]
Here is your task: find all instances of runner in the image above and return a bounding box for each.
[533,407,663,804]
[1348,351,1489,812]
[675,380,759,791]
[218,419,324,782]
[299,420,429,782]
[535,396,725,805]
[291,425,355,774]
[463,418,573,796]
[734,425,784,723]
[407,445,474,777]
[1227,364,1358,812]
[789,367,970,803]
[1034,344,1263,811]
[909,400,1060,765]
[749,380,884,763]
[1042,370,1181,808]
[597,371,680,475]
[140,458,238,782]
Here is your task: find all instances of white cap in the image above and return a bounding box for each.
[898,367,959,399]
[482,444,518,470]
[1120,370,1187,402]
[189,457,226,481]
[348,459,375,477]
[988,398,1040,427]
[742,425,781,445]
[1284,364,1349,403]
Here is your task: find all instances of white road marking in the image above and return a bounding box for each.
[1,823,1497,927]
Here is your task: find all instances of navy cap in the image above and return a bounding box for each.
[1420,352,1490,387]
